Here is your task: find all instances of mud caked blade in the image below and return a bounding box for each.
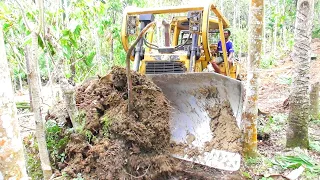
[147,72,244,171]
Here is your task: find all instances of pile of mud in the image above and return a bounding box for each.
[60,66,177,179]
[75,66,170,151]
[47,66,243,179]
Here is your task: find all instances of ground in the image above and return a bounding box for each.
[14,39,320,179]
[241,39,320,180]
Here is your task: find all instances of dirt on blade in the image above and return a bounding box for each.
[205,101,242,153]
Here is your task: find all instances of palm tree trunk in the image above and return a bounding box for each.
[286,0,314,149]
[243,0,264,157]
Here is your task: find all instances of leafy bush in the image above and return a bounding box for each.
[46,120,70,166]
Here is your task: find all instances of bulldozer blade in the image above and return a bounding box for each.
[147,72,244,171]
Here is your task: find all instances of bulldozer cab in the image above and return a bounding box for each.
[121,3,243,171]
[121,4,238,77]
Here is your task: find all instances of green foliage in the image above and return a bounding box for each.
[259,114,287,134]
[277,74,292,85]
[272,153,320,174]
[242,171,252,179]
[74,111,97,143]
[84,130,96,143]
[75,110,87,130]
[23,134,43,180]
[231,28,248,55]
[46,120,70,165]
[310,140,320,153]
[310,119,320,125]
[245,156,262,166]
[15,101,30,109]
[260,177,274,180]
[260,55,276,69]
[1,0,319,90]
[101,114,111,137]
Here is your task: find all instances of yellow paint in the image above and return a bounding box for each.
[121,3,236,75]
[126,6,204,15]
[145,28,155,53]
[201,4,210,62]
[218,19,230,77]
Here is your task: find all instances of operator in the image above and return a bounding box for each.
[215,29,234,64]
[208,29,234,73]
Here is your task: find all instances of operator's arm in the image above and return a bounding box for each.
[228,52,234,61]
[211,61,221,73]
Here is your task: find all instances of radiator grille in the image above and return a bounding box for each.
[145,61,186,74]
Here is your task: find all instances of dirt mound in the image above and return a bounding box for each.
[75,66,170,151]
[54,66,173,179]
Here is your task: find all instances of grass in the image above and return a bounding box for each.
[310,118,320,125]
[259,114,287,135]
[260,54,276,69]
[242,155,278,180]
[310,139,320,153]
[270,114,287,131]
[271,152,320,177]
[101,114,111,137]
[73,110,99,143]
[276,74,292,85]
[245,156,262,166]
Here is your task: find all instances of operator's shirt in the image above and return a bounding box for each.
[217,40,234,55]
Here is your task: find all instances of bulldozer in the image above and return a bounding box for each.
[121,3,244,171]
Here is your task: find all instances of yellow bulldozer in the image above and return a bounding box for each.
[121,3,244,171]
